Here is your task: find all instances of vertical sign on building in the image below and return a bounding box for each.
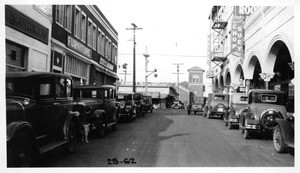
[231,16,244,57]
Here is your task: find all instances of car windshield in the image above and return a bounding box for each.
[74,89,103,99]
[194,97,205,103]
[213,95,227,101]
[117,94,132,101]
[6,77,35,98]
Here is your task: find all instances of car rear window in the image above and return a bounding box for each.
[261,94,277,102]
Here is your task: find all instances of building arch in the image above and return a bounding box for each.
[267,38,294,113]
[246,55,264,89]
[224,68,231,87]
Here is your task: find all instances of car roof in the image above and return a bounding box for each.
[116,91,135,95]
[249,89,285,94]
[74,84,116,89]
[6,71,72,79]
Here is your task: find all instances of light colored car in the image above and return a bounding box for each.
[204,93,229,119]
[224,93,248,129]
[239,89,287,139]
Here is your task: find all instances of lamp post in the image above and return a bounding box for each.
[126,23,142,93]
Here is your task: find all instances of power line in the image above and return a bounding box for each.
[119,53,207,58]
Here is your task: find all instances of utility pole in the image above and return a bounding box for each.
[144,47,157,96]
[172,63,184,99]
[126,23,142,93]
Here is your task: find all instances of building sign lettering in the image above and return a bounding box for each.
[5,5,49,44]
[231,17,244,57]
[99,58,114,71]
[234,6,257,16]
[67,35,92,59]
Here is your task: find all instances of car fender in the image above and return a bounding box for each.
[94,109,106,119]
[7,121,35,145]
[63,111,80,139]
[275,119,294,147]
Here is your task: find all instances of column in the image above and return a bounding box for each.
[259,72,275,90]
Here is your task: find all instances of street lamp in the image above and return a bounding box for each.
[144,52,158,96]
[126,23,142,93]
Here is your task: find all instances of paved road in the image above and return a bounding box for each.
[41,108,294,167]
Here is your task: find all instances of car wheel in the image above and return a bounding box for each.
[112,123,117,131]
[207,110,211,119]
[273,126,287,153]
[65,121,77,153]
[244,129,251,139]
[228,123,233,129]
[239,125,244,134]
[8,132,32,167]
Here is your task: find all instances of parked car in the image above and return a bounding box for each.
[224,93,248,129]
[203,93,229,119]
[116,91,137,121]
[134,93,146,117]
[187,92,206,115]
[6,72,80,167]
[73,84,118,137]
[273,114,294,153]
[143,95,154,113]
[239,89,287,139]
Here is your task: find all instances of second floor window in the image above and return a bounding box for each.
[81,13,87,42]
[55,5,64,26]
[74,7,81,38]
[64,5,72,31]
[87,19,93,47]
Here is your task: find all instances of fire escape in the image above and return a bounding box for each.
[210,6,228,68]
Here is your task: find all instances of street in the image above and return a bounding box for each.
[40,108,294,167]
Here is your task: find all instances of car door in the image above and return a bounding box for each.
[53,76,73,136]
[102,88,115,121]
[34,76,56,138]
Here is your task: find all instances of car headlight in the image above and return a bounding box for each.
[84,106,92,115]
[119,103,125,109]
[126,105,131,111]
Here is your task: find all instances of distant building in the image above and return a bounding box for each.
[188,66,205,97]
[118,82,179,108]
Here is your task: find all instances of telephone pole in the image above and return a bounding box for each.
[172,63,184,98]
[126,23,142,93]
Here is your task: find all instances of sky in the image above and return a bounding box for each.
[97,0,297,85]
[99,0,213,84]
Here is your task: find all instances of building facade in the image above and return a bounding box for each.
[118,82,179,109]
[207,6,294,112]
[5,5,52,72]
[188,66,205,97]
[51,5,118,86]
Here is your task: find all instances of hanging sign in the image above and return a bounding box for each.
[231,16,244,57]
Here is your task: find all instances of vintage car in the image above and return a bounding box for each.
[172,102,185,109]
[239,89,287,139]
[273,114,294,153]
[224,93,248,129]
[134,93,146,117]
[6,72,80,167]
[73,85,118,137]
[204,93,229,119]
[187,92,206,115]
[143,95,154,113]
[116,91,137,121]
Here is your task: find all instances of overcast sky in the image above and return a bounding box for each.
[99,0,215,84]
[98,0,297,85]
